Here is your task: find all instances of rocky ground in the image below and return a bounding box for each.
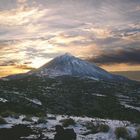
[0,114,140,140]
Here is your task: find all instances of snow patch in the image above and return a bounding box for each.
[0,98,8,103]
[92,94,106,97]
[121,102,140,112]
[25,98,42,106]
[0,114,139,140]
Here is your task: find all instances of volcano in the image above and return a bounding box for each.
[27,53,128,81]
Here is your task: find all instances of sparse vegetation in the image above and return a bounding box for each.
[0,111,20,119]
[115,127,129,139]
[85,122,110,134]
[136,127,140,140]
[0,124,35,140]
[85,121,98,133]
[1,111,11,117]
[0,76,140,123]
[22,116,33,122]
[0,117,7,124]
[98,124,110,132]
[60,118,76,127]
[37,117,47,124]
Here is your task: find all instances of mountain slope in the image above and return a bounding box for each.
[28,53,128,82]
[0,54,140,122]
[0,76,140,122]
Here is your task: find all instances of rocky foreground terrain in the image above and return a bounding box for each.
[0,114,140,140]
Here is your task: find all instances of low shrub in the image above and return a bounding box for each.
[99,124,110,132]
[85,122,109,133]
[85,121,94,130]
[85,122,99,134]
[0,124,34,139]
[22,117,33,122]
[115,127,129,139]
[60,118,76,127]
[0,117,7,124]
[37,117,47,124]
[1,111,16,118]
[136,127,140,140]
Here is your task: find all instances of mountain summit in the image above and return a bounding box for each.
[29,53,128,81]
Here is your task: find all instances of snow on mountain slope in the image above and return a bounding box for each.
[29,53,128,81]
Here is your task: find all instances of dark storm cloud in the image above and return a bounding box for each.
[0,0,140,69]
[89,48,140,65]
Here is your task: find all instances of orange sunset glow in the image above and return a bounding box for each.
[0,0,140,80]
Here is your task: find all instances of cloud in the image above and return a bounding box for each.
[17,0,27,3]
[0,0,140,73]
[0,6,47,26]
[15,64,34,70]
[0,59,20,66]
[88,48,140,65]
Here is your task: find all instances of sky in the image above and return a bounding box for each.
[0,0,140,77]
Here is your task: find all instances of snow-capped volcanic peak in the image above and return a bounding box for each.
[30,53,128,81]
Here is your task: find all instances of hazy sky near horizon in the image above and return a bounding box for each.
[0,0,140,76]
